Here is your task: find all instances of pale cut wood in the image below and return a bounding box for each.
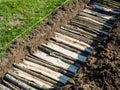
[12,68,53,88]
[78,16,112,28]
[42,42,88,62]
[2,80,19,90]
[19,59,69,84]
[33,50,78,73]
[26,55,74,77]
[70,20,109,35]
[0,84,11,90]
[5,74,37,90]
[65,24,98,37]
[8,71,47,90]
[80,12,110,23]
[53,32,94,53]
[83,9,114,19]
[92,2,120,15]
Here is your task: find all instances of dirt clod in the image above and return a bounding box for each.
[0,16,4,20]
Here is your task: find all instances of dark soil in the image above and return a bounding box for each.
[0,0,90,81]
[60,21,120,90]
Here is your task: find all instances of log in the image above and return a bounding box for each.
[42,42,87,62]
[5,74,36,90]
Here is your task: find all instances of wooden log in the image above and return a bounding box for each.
[71,18,108,33]
[8,71,46,90]
[53,32,94,53]
[0,84,11,90]
[92,2,120,15]
[70,20,108,36]
[39,45,81,66]
[61,25,101,41]
[42,42,88,62]
[79,12,114,24]
[50,39,87,55]
[71,19,109,35]
[94,0,120,9]
[33,50,78,73]
[26,55,74,77]
[13,64,63,87]
[64,24,100,40]
[5,74,36,90]
[69,21,100,36]
[18,59,69,84]
[83,9,114,20]
[2,80,19,90]
[59,26,100,44]
[73,16,110,30]
[39,46,82,67]
[76,15,112,29]
[57,28,97,46]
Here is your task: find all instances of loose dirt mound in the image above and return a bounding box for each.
[61,21,120,90]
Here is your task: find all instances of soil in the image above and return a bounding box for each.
[0,0,90,81]
[0,16,4,21]
[60,20,120,90]
[10,19,25,26]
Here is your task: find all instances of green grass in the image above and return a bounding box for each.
[0,0,73,58]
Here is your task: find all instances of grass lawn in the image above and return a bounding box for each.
[0,0,73,58]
